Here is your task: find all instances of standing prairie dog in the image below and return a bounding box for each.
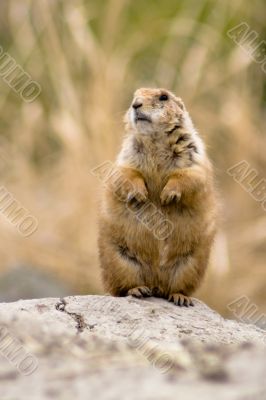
[98,88,217,307]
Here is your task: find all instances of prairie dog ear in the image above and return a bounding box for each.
[174,96,185,111]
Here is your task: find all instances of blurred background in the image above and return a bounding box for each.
[0,0,265,322]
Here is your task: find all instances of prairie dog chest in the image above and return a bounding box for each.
[132,138,171,194]
[130,133,196,175]
[117,133,197,198]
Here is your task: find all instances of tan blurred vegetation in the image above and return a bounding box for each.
[0,0,265,317]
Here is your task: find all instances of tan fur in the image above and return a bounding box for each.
[98,88,217,306]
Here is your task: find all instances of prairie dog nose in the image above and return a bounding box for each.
[132,98,143,109]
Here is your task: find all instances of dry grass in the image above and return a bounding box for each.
[0,0,265,316]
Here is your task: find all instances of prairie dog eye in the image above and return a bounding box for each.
[159,93,168,101]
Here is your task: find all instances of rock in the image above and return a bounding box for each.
[0,295,265,400]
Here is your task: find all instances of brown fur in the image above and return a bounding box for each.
[98,88,217,306]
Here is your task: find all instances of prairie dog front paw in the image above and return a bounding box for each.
[112,168,148,203]
[160,186,181,206]
[126,183,148,203]
[160,177,182,205]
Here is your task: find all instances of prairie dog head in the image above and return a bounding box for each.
[125,88,186,135]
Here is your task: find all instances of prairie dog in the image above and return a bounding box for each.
[98,88,217,307]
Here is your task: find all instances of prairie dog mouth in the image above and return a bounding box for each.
[134,111,152,123]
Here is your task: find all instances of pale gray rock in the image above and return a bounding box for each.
[0,295,265,400]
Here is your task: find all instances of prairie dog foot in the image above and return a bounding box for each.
[168,293,194,307]
[127,286,152,298]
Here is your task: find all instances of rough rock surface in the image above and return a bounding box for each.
[0,295,265,400]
